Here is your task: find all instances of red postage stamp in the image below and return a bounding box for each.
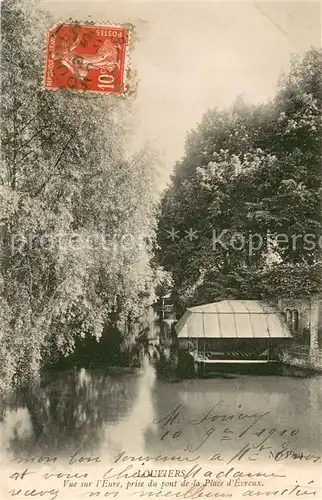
[44,23,129,94]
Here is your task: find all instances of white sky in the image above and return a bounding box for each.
[41,1,321,177]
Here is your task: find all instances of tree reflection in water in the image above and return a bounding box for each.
[1,368,141,458]
[103,357,157,456]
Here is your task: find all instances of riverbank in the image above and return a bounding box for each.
[154,355,320,381]
[278,345,322,373]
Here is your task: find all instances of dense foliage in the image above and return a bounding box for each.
[157,49,322,312]
[0,0,164,395]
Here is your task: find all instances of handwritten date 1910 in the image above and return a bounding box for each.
[155,403,299,456]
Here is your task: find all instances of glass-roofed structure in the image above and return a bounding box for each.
[174,300,292,374]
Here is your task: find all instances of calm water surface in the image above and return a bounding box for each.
[1,360,321,465]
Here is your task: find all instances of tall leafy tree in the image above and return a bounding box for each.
[157,49,321,311]
[0,0,160,395]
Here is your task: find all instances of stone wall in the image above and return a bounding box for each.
[276,296,322,372]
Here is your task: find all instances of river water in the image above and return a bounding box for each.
[1,359,321,464]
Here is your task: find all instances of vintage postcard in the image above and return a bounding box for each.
[1,1,321,500]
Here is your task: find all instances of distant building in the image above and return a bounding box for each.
[148,294,177,359]
[146,305,160,346]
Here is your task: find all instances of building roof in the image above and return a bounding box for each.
[175,300,292,339]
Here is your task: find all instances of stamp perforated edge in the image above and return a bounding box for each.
[42,19,136,98]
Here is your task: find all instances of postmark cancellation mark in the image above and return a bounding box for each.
[44,23,130,95]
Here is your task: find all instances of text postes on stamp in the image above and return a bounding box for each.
[44,23,129,94]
